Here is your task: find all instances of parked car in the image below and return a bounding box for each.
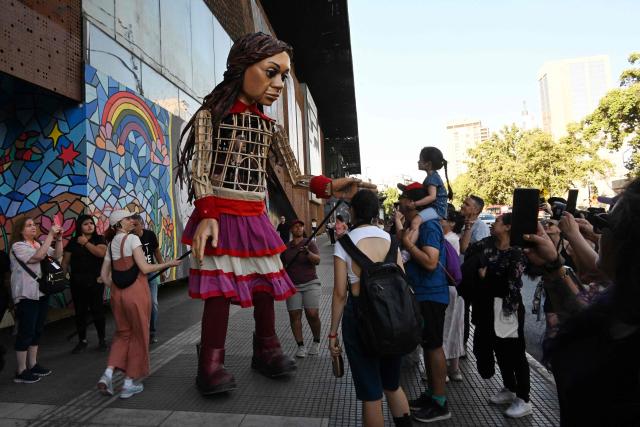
[479,213,496,225]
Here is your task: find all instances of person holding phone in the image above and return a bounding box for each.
[9,216,63,383]
[471,213,532,418]
[522,177,640,426]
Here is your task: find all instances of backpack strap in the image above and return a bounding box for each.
[338,235,374,270]
[384,236,400,263]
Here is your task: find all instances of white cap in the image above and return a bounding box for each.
[109,209,135,227]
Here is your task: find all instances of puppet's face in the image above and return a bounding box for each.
[239,51,291,106]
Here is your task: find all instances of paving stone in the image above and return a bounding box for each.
[240,414,326,427]
[90,408,172,426]
[160,411,245,426]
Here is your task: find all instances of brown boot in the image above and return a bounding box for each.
[251,333,296,378]
[196,344,236,395]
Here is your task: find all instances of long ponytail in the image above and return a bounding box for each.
[443,159,454,201]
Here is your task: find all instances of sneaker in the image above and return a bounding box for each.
[448,370,463,382]
[409,391,432,411]
[412,399,451,423]
[29,364,51,377]
[295,345,307,358]
[308,341,320,356]
[120,382,144,399]
[97,374,114,396]
[72,341,88,354]
[149,335,158,344]
[489,388,516,404]
[505,397,533,418]
[445,375,450,383]
[14,369,41,384]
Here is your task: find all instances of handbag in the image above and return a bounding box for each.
[12,250,68,295]
[332,351,344,378]
[109,234,139,289]
[493,297,519,338]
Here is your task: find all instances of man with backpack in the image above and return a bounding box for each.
[396,186,451,423]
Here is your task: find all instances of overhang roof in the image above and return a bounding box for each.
[260,0,361,173]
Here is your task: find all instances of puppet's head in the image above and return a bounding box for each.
[176,33,293,198]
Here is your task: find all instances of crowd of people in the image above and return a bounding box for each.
[0,30,637,427]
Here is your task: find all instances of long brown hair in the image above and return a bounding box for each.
[9,216,33,248]
[175,32,293,201]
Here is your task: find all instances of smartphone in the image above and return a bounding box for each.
[511,188,540,247]
[566,189,578,215]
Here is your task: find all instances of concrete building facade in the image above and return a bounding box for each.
[445,119,489,180]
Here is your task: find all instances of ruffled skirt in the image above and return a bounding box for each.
[183,212,296,308]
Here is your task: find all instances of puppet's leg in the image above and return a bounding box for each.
[251,291,296,377]
[196,296,237,394]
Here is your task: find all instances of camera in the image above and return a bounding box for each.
[576,207,608,232]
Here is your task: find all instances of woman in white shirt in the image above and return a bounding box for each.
[441,209,465,381]
[9,217,62,384]
[328,190,411,427]
[96,210,180,399]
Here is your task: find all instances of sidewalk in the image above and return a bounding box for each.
[0,235,560,426]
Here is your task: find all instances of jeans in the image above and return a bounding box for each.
[15,296,49,351]
[147,274,159,335]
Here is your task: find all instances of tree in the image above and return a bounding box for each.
[381,187,399,216]
[459,125,610,205]
[581,52,640,175]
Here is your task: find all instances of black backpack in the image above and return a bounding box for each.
[339,235,423,357]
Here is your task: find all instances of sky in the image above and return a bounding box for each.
[348,0,640,186]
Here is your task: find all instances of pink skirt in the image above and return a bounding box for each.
[184,212,296,308]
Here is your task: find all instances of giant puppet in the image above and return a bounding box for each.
[176,32,299,395]
[177,32,375,396]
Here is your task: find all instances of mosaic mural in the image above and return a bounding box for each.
[84,64,185,277]
[0,66,191,317]
[0,73,88,308]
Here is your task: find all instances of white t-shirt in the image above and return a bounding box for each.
[445,231,460,256]
[334,226,391,284]
[105,233,142,261]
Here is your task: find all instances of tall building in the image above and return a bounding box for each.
[445,119,490,180]
[538,55,612,139]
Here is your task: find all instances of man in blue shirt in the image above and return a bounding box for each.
[397,188,451,423]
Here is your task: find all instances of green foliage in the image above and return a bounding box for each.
[581,52,640,175]
[381,187,399,216]
[459,125,610,205]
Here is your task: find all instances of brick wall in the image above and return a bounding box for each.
[204,0,254,40]
[0,0,82,101]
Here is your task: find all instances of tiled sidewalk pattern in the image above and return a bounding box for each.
[0,236,560,426]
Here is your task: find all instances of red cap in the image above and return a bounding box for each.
[291,219,305,227]
[397,182,424,192]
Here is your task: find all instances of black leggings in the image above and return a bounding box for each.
[15,296,49,351]
[70,282,105,341]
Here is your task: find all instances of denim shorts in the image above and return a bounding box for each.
[342,297,403,401]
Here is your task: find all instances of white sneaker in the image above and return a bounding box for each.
[97,374,113,396]
[120,382,144,399]
[489,388,516,404]
[295,345,307,358]
[308,341,320,356]
[505,397,533,418]
[448,370,463,382]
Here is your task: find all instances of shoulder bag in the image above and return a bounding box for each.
[109,234,140,289]
[12,250,68,295]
